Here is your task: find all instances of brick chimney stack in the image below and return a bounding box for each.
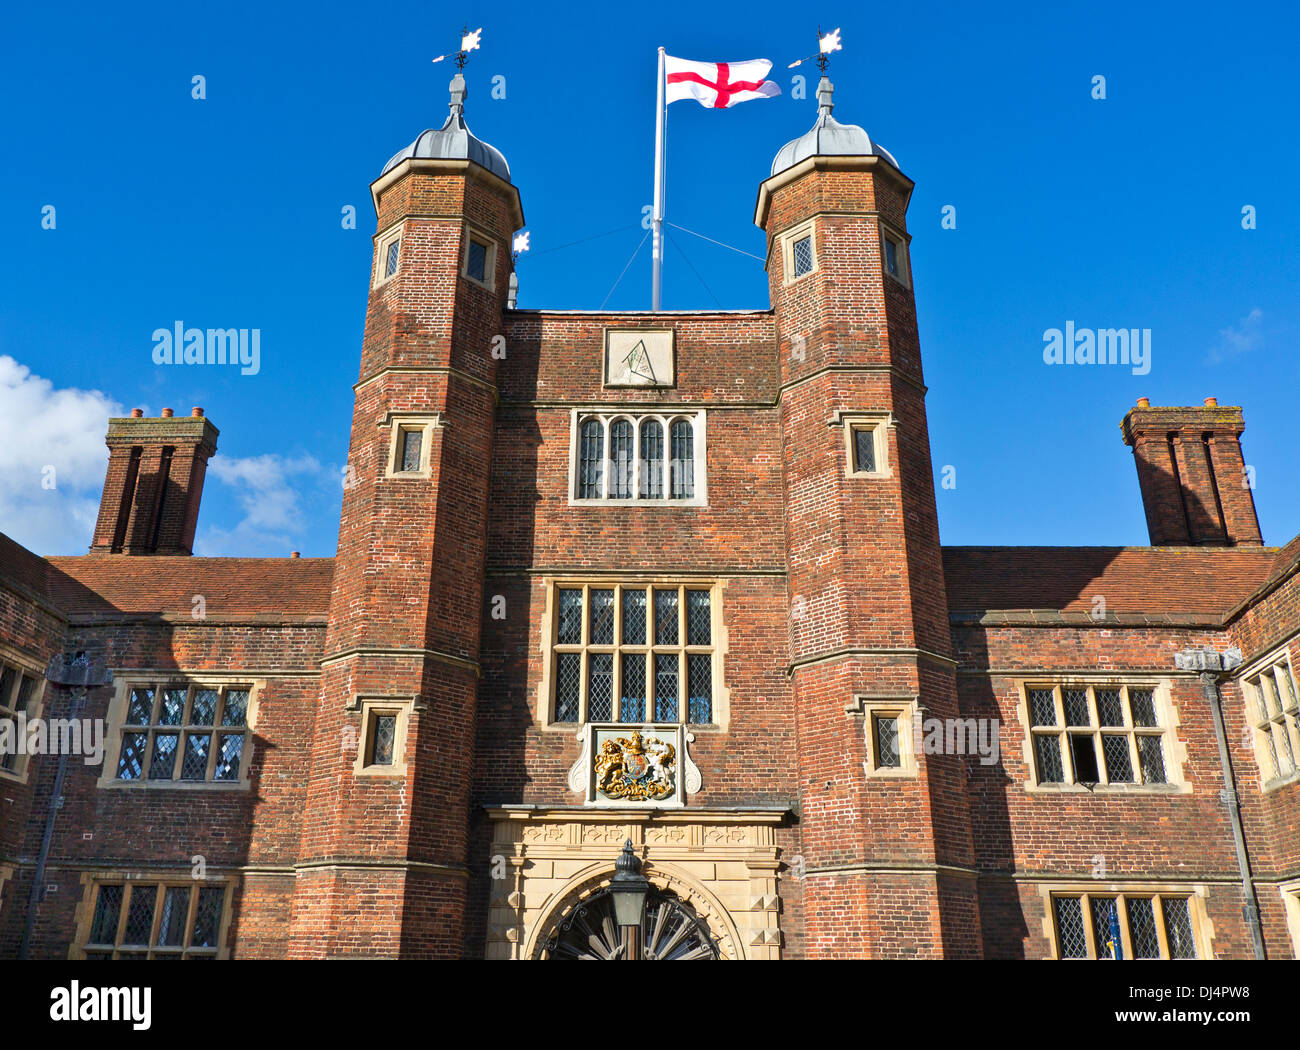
[89,408,219,555]
[1120,399,1262,547]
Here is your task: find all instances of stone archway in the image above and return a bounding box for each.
[533,884,722,959]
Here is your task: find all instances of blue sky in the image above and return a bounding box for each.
[1,0,1296,558]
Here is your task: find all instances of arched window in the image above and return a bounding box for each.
[578,418,604,499]
[609,419,633,499]
[639,419,664,498]
[669,419,694,500]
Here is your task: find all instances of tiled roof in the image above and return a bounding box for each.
[942,545,1282,620]
[0,533,334,621]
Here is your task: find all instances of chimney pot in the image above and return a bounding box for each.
[130,408,144,418]
[1135,397,1150,408]
[1204,396,1218,407]
[161,407,174,418]
[290,551,301,559]
[192,407,204,417]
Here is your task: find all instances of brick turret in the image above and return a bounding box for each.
[88,407,218,555]
[289,74,523,958]
[758,78,981,958]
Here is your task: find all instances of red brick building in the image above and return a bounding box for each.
[2,75,1298,960]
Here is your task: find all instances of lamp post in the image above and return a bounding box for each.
[609,839,649,960]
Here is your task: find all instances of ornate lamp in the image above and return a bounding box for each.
[609,839,650,956]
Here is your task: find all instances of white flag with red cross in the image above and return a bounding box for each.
[664,55,781,108]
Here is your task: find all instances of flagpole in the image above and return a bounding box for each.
[651,46,666,312]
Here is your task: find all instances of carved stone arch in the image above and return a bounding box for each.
[524,858,745,960]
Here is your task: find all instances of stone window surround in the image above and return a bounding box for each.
[1013,677,1190,795]
[1235,645,1300,793]
[779,218,818,286]
[1279,877,1300,959]
[1037,881,1211,960]
[879,220,912,288]
[567,408,708,507]
[69,869,235,960]
[536,576,731,732]
[0,645,47,785]
[829,409,894,480]
[847,693,919,777]
[346,693,418,778]
[98,675,261,791]
[380,411,443,479]
[372,220,403,288]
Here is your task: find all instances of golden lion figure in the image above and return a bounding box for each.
[594,731,676,801]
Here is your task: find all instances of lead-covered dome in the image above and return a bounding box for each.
[770,76,897,177]
[381,73,511,182]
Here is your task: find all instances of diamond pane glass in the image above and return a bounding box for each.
[1053,896,1087,959]
[400,428,423,472]
[1129,688,1158,727]
[884,237,899,277]
[117,732,147,780]
[0,719,14,771]
[371,714,397,765]
[1063,689,1090,726]
[192,887,224,948]
[158,886,191,947]
[622,588,647,645]
[1102,735,1134,783]
[127,688,154,725]
[160,688,186,726]
[589,590,615,646]
[654,654,678,722]
[181,733,211,780]
[557,588,583,645]
[578,419,603,498]
[588,654,613,721]
[654,589,679,645]
[1137,735,1167,784]
[1096,689,1124,726]
[1034,735,1064,783]
[221,690,249,727]
[89,885,123,944]
[123,886,157,945]
[213,734,243,781]
[1091,897,1120,959]
[13,675,35,715]
[555,653,581,722]
[467,239,487,282]
[875,715,900,768]
[669,420,694,499]
[1278,665,1299,710]
[191,689,218,726]
[0,666,14,709]
[853,427,876,473]
[609,420,633,499]
[792,235,813,277]
[1029,689,1057,726]
[1162,898,1197,959]
[1126,897,1160,958]
[1262,673,1282,717]
[639,420,663,498]
[148,733,178,780]
[686,590,711,646]
[620,653,646,722]
[385,238,400,277]
[687,654,711,724]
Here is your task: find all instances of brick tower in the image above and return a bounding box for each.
[757,78,982,957]
[288,73,522,957]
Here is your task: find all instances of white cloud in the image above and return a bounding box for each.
[1208,308,1265,363]
[196,453,329,556]
[0,355,125,556]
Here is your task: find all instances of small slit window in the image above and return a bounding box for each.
[792,236,813,277]
[384,239,400,278]
[467,238,488,283]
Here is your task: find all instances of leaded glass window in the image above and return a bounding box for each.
[549,583,716,725]
[1051,891,1199,960]
[399,427,423,473]
[115,683,251,784]
[883,236,899,277]
[385,238,400,278]
[792,235,813,277]
[81,881,229,959]
[1245,656,1300,786]
[573,412,704,503]
[852,426,877,474]
[1026,684,1170,787]
[0,662,39,775]
[874,715,901,768]
[467,238,488,282]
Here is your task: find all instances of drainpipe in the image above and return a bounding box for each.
[17,648,111,960]
[1176,646,1266,960]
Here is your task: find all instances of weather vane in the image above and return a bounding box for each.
[788,26,843,70]
[432,25,483,70]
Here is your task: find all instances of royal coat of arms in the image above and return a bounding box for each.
[594,730,677,802]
